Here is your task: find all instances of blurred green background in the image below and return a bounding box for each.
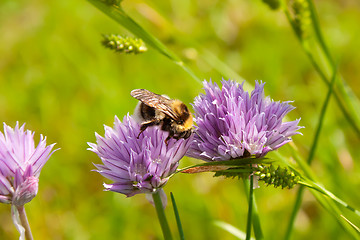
[1,0,360,239]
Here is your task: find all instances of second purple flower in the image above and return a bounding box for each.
[187,79,303,161]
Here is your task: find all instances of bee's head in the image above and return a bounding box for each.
[172,100,193,129]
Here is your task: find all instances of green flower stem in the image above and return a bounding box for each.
[243,179,264,240]
[299,180,360,218]
[152,191,173,240]
[87,0,201,84]
[170,193,184,240]
[284,65,336,240]
[17,206,33,240]
[284,185,304,240]
[245,175,254,240]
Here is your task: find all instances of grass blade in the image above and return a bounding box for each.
[214,221,255,240]
[300,180,360,219]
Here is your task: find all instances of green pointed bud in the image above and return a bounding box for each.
[213,170,243,179]
[262,0,280,10]
[102,34,147,54]
[103,0,122,6]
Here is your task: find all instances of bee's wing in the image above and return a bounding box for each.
[131,89,179,120]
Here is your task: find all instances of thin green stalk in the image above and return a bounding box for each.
[299,180,360,218]
[341,216,360,233]
[306,66,337,165]
[274,150,360,239]
[152,191,173,240]
[283,4,360,138]
[284,67,336,240]
[243,179,264,240]
[246,175,254,240]
[170,192,185,240]
[214,221,251,240]
[199,49,246,83]
[300,179,360,236]
[306,185,360,238]
[87,0,201,84]
[305,0,333,66]
[302,49,360,136]
[17,206,33,240]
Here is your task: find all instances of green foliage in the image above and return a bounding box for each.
[1,0,360,239]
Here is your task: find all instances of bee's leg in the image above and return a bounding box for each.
[174,130,191,140]
[174,132,184,140]
[181,130,192,139]
[137,120,159,138]
[165,130,175,145]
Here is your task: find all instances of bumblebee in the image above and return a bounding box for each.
[131,89,193,143]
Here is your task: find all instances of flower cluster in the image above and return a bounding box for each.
[0,123,56,206]
[88,115,193,197]
[187,79,302,162]
[90,79,302,197]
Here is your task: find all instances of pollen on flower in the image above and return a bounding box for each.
[152,158,162,164]
[134,164,147,176]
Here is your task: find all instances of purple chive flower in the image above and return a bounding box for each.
[187,79,303,161]
[88,115,193,197]
[0,123,57,206]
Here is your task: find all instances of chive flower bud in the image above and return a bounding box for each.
[262,0,280,10]
[0,123,56,206]
[254,164,301,189]
[102,34,147,54]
